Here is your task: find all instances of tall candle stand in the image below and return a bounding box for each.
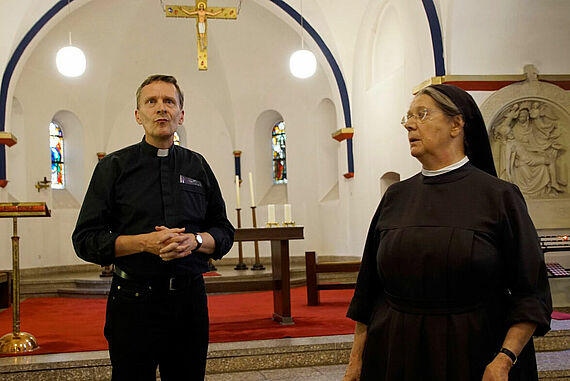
[234,208,248,270]
[250,206,265,270]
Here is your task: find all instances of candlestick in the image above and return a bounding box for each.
[235,175,241,209]
[266,204,278,227]
[284,204,291,222]
[234,208,247,270]
[248,172,255,207]
[251,206,265,270]
[283,203,295,226]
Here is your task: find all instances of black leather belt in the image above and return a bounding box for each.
[113,266,196,291]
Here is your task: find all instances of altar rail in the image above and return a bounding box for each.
[305,251,360,306]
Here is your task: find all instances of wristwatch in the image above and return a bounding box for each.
[194,233,203,251]
[498,347,517,365]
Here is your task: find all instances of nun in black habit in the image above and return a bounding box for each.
[343,84,552,381]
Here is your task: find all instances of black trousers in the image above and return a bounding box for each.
[104,274,209,381]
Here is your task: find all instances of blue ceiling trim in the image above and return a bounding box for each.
[421,0,445,76]
[269,0,352,128]
[0,1,71,181]
[1,1,70,133]
[346,138,354,174]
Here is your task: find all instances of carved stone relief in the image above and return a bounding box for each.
[490,99,567,198]
[481,65,570,228]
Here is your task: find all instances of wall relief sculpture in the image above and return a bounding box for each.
[481,65,570,229]
[490,100,567,198]
[481,65,570,200]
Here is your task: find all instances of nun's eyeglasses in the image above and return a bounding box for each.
[401,108,442,125]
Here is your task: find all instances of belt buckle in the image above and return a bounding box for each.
[169,277,176,291]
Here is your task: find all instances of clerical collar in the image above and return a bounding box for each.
[140,137,173,157]
[422,156,469,177]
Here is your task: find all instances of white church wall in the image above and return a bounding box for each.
[0,0,58,74]
[443,0,570,75]
[345,0,434,257]
[315,98,339,202]
[6,97,27,202]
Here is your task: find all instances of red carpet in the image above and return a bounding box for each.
[552,311,570,320]
[0,287,355,356]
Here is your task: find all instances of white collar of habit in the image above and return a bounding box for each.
[422,156,469,177]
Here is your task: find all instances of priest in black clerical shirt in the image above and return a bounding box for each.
[73,74,234,381]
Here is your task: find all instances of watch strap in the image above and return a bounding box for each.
[498,347,517,365]
[194,233,203,251]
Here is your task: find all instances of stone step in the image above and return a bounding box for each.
[0,336,568,380]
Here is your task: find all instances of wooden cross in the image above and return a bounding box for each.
[165,1,237,71]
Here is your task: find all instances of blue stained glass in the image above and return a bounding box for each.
[272,121,287,184]
[49,122,65,189]
[51,147,61,163]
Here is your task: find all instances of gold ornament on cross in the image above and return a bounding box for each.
[165,0,237,71]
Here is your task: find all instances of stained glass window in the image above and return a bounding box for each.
[50,122,65,189]
[173,132,180,146]
[272,121,287,184]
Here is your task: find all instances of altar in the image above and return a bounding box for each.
[233,226,304,325]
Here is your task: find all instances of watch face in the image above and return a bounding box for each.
[196,234,203,244]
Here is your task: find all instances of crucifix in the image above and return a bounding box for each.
[165,1,237,71]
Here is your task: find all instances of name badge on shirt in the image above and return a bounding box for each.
[180,175,202,187]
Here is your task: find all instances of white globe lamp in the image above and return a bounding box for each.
[289,49,316,79]
[56,45,86,77]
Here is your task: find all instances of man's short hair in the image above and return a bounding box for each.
[136,74,184,109]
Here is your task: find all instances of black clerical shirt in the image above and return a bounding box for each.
[72,138,235,279]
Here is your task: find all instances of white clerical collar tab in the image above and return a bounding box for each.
[157,148,169,157]
[422,156,469,177]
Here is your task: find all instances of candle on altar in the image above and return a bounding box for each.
[284,204,292,222]
[235,175,240,209]
[267,204,276,223]
[249,172,255,207]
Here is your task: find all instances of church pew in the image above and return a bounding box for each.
[305,251,360,306]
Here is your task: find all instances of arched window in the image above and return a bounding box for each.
[272,121,287,184]
[173,131,180,146]
[50,121,65,189]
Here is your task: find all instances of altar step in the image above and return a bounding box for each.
[0,333,569,380]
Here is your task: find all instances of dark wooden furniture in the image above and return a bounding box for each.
[234,226,304,325]
[0,271,11,308]
[305,251,360,306]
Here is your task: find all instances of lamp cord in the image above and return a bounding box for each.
[67,0,73,45]
[300,0,304,49]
